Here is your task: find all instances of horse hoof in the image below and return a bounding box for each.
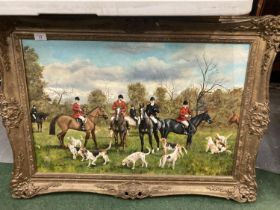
[152,149,155,154]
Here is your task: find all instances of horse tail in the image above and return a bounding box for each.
[49,115,62,135]
[145,147,151,155]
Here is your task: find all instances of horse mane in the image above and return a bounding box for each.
[87,106,101,114]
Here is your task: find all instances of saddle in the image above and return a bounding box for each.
[176,121,188,128]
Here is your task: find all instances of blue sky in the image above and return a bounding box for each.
[23,40,182,67]
[22,40,250,103]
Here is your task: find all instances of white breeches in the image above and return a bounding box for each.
[111,116,130,121]
[181,120,189,127]
[150,115,158,124]
[79,116,86,122]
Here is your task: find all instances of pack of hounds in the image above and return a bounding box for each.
[67,133,232,170]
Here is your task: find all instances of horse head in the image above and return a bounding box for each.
[97,107,109,120]
[139,104,146,120]
[88,106,108,121]
[203,111,213,124]
[115,107,121,121]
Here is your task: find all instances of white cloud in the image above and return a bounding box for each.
[107,42,165,54]
[171,44,250,68]
[42,43,248,104]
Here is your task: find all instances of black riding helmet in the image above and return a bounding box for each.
[118,94,124,99]
[183,100,188,105]
[75,96,80,101]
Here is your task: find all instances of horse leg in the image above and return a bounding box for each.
[91,130,98,149]
[139,133,144,152]
[148,130,154,154]
[57,130,67,147]
[123,130,127,149]
[153,130,160,151]
[57,131,66,147]
[84,131,90,148]
[61,132,67,147]
[162,129,169,139]
[119,132,122,148]
[186,135,192,150]
[114,132,118,149]
[124,131,128,147]
[120,132,125,150]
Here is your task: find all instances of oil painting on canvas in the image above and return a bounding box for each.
[22,40,249,175]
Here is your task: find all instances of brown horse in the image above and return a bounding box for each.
[49,107,108,148]
[228,111,240,127]
[111,108,127,149]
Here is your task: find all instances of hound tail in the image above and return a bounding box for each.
[105,141,112,151]
[182,146,188,155]
[226,133,232,140]
[145,147,151,155]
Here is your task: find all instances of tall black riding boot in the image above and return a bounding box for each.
[81,121,86,131]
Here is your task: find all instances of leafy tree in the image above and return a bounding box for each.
[23,46,53,114]
[154,86,168,114]
[155,87,167,102]
[88,89,107,107]
[24,46,47,102]
[127,82,147,106]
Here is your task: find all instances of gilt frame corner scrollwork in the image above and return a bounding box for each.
[0,15,279,202]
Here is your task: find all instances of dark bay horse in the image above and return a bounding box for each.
[35,112,49,132]
[111,107,127,149]
[49,107,108,148]
[138,105,160,153]
[160,111,213,149]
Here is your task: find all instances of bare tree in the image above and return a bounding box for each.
[157,71,176,101]
[194,54,226,115]
[103,81,113,104]
[50,87,73,105]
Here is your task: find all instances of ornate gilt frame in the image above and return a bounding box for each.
[0,15,279,202]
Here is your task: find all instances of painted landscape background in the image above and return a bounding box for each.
[23,40,249,175]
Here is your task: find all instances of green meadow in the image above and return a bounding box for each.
[33,121,237,176]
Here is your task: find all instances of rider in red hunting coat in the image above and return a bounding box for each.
[109,94,130,130]
[177,100,192,134]
[72,96,86,130]
[112,95,127,115]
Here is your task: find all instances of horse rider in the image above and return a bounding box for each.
[72,96,86,131]
[146,96,160,129]
[109,94,130,130]
[176,100,192,135]
[31,105,37,123]
[129,105,139,126]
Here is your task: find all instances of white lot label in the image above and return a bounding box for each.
[34,33,47,41]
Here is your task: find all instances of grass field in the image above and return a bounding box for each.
[33,121,237,176]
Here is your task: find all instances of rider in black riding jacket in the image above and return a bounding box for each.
[146,97,160,129]
[129,105,138,126]
[31,105,37,123]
